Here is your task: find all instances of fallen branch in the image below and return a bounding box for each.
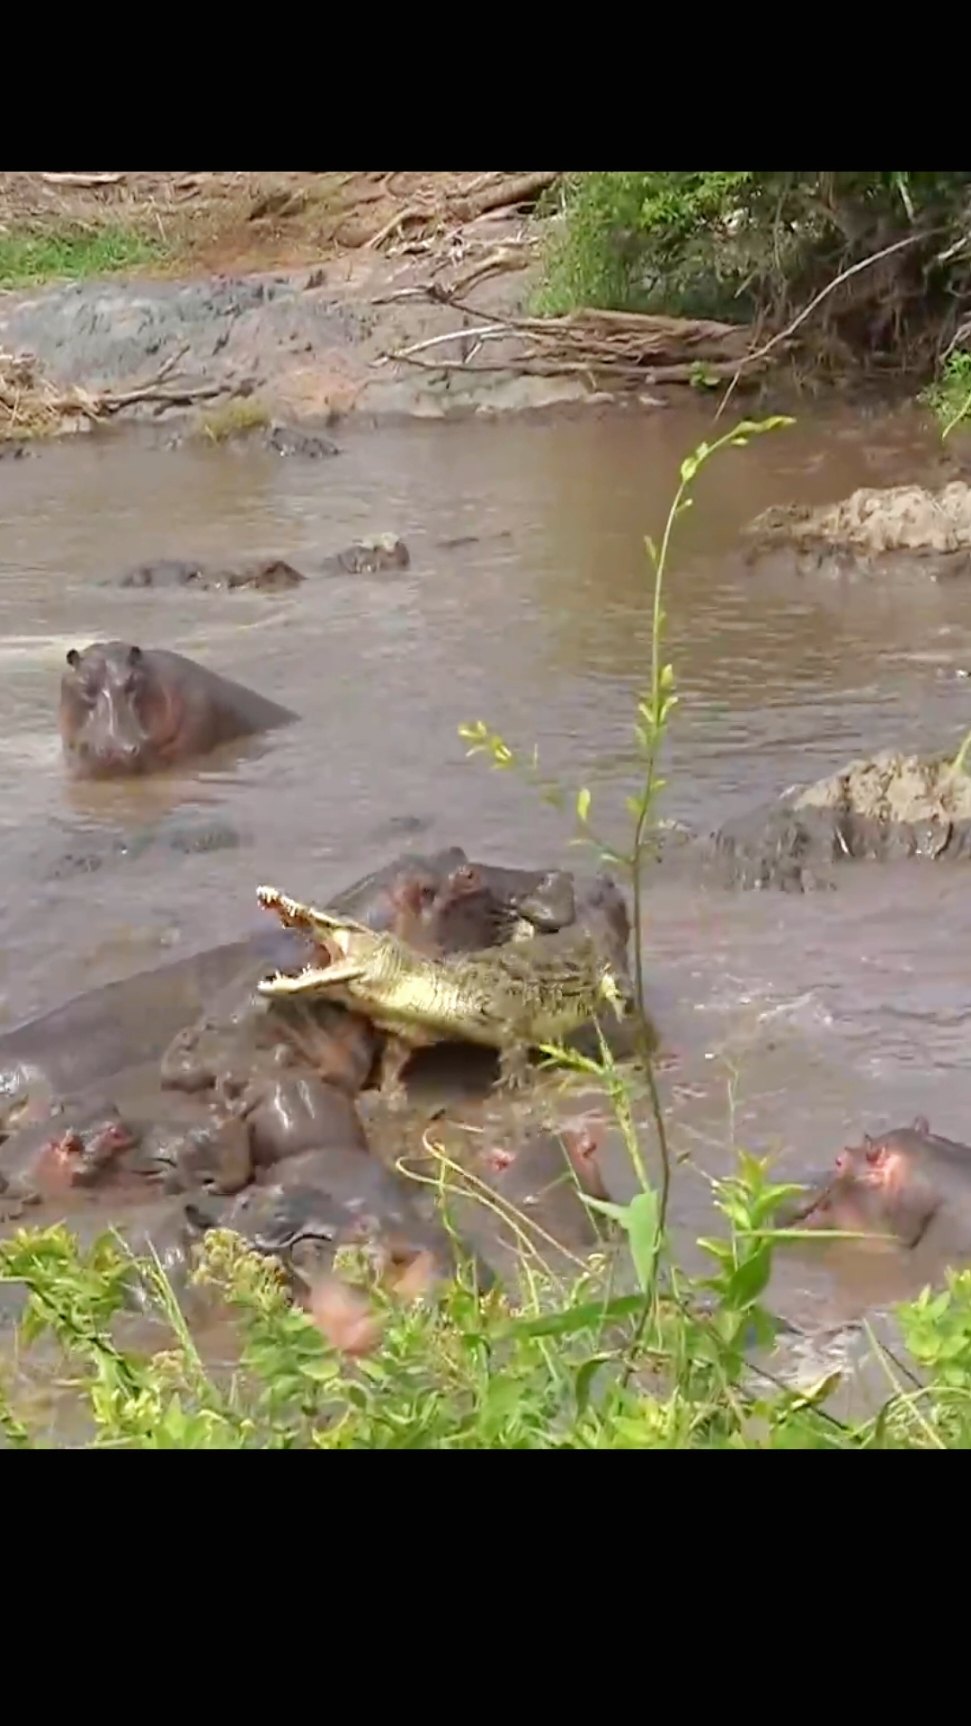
[365,172,562,253]
[441,243,535,298]
[374,283,760,390]
[449,172,561,223]
[39,172,126,188]
[382,323,508,362]
[1,343,232,440]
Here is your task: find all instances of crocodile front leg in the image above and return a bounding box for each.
[497,1039,533,1094]
[377,1035,416,1111]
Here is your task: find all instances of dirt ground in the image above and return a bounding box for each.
[0,172,558,277]
[0,174,754,434]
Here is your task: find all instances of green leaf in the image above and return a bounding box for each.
[574,1354,613,1415]
[511,1294,645,1340]
[627,1190,660,1293]
[725,1243,772,1309]
[576,786,592,824]
[583,1196,633,1226]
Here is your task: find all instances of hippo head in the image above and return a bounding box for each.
[60,642,167,776]
[786,1120,942,1250]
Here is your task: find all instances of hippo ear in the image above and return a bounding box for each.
[912,1115,930,1135]
[127,645,143,668]
[66,649,80,668]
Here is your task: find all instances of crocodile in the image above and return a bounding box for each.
[254,885,631,1100]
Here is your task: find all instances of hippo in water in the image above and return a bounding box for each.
[785,1117,971,1257]
[59,641,298,777]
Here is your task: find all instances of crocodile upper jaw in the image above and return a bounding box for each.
[255,884,364,994]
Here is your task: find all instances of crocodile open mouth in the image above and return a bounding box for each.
[256,885,356,995]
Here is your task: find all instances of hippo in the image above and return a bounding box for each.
[160,981,378,1101]
[0,926,312,1105]
[327,848,582,947]
[472,1126,609,1257]
[190,1144,475,1290]
[59,641,298,777]
[0,1102,140,1208]
[140,1104,254,1196]
[785,1117,971,1254]
[241,1073,370,1172]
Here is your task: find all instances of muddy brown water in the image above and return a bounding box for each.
[2,399,971,1390]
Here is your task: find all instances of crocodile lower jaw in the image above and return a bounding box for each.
[257,964,338,998]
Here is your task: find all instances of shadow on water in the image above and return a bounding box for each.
[1,397,970,1345]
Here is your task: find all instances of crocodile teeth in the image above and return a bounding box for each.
[257,962,332,994]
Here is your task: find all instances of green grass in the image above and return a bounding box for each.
[200,399,271,443]
[0,226,164,290]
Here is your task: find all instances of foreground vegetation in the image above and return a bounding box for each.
[3,415,971,1448]
[536,172,971,418]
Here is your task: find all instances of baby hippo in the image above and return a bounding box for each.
[242,1072,370,1174]
[59,641,297,778]
[476,1125,609,1253]
[0,1103,140,1207]
[140,1106,254,1196]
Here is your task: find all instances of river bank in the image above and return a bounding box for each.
[1,170,806,442]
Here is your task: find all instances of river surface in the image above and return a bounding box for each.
[2,399,970,1346]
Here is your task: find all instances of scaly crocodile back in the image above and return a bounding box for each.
[356,927,618,1049]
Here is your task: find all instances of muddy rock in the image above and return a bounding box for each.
[0,274,363,403]
[318,535,410,575]
[116,556,306,592]
[715,748,971,890]
[265,422,340,458]
[744,482,971,581]
[41,817,244,881]
[117,558,207,589]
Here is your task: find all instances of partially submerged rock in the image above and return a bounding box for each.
[116,557,306,592]
[744,482,971,581]
[715,748,971,890]
[113,542,409,588]
[319,534,410,575]
[265,422,339,459]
